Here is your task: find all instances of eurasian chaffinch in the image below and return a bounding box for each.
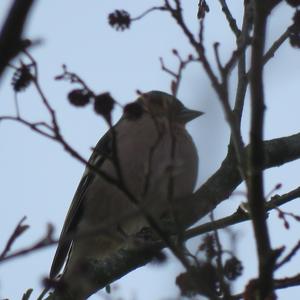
[49,91,203,299]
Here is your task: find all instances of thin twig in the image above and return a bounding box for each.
[160,51,197,97]
[276,240,300,270]
[0,216,28,260]
[0,115,56,139]
[218,0,241,37]
[263,28,290,64]
[0,223,54,263]
[213,42,223,75]
[246,27,290,79]
[210,212,232,299]
[131,6,166,21]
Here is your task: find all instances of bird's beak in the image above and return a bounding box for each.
[179,108,204,123]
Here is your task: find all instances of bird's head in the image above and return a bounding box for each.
[137,91,203,124]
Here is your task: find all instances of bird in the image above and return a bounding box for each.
[48,90,203,299]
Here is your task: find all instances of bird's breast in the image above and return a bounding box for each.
[116,116,198,206]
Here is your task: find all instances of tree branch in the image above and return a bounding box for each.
[233,273,300,299]
[185,185,300,241]
[0,0,35,81]
[248,2,273,298]
[43,132,300,299]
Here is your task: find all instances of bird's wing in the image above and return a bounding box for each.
[50,130,112,278]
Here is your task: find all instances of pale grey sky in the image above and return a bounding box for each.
[0,1,300,300]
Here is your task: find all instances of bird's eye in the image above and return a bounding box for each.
[174,99,184,111]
